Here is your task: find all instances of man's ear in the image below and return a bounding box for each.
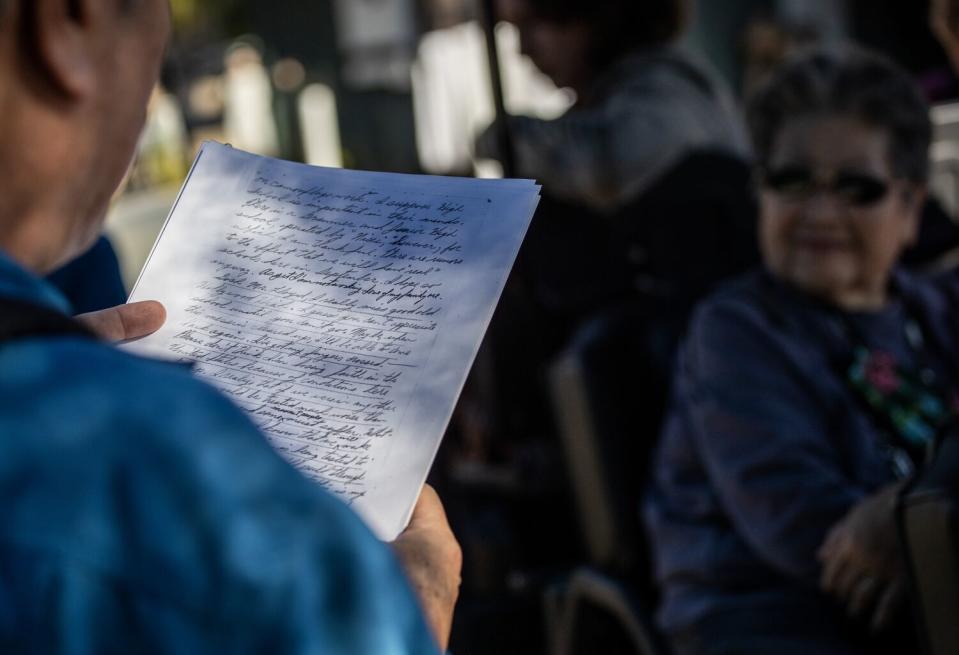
[28,0,110,99]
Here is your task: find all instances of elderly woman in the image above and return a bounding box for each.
[644,48,959,654]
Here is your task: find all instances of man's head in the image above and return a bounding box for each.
[0,0,171,274]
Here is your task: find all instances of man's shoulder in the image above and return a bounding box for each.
[0,334,375,587]
[0,334,262,448]
[0,337,435,653]
[2,331,195,378]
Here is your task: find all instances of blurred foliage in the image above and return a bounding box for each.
[170,0,244,33]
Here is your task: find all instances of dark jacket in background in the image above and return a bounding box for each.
[644,268,959,653]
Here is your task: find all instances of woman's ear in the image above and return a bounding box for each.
[900,184,927,246]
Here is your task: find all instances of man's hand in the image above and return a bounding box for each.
[391,485,462,652]
[76,301,166,343]
[932,0,959,74]
[817,483,906,632]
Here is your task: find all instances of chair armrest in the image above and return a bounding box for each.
[548,567,667,655]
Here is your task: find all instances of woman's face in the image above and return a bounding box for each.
[759,114,925,310]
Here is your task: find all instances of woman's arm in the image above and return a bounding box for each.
[682,299,870,583]
[818,482,907,631]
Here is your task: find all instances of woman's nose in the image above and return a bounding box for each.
[799,191,848,223]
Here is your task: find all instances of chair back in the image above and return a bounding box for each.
[898,434,959,655]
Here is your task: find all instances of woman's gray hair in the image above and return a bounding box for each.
[747,47,932,184]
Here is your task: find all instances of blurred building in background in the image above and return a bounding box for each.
[108,0,572,290]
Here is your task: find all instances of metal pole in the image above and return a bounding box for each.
[478,0,516,178]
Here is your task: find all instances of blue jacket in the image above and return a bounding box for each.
[0,250,438,654]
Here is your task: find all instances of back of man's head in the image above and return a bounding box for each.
[0,0,170,275]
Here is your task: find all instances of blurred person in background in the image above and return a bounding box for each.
[473,0,756,444]
[847,0,959,102]
[463,0,756,574]
[0,0,460,652]
[447,4,759,629]
[739,0,959,269]
[478,0,755,389]
[645,47,957,655]
[487,0,748,211]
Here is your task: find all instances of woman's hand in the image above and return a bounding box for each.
[817,483,906,631]
[391,485,462,652]
[76,301,166,343]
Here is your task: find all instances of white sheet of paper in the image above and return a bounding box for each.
[124,142,540,540]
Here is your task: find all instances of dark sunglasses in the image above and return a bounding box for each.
[759,165,891,207]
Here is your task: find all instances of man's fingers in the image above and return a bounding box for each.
[407,484,450,530]
[390,485,461,652]
[76,301,166,343]
[116,301,167,339]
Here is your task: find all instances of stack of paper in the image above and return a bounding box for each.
[124,142,540,539]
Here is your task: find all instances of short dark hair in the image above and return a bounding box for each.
[747,47,932,184]
[526,0,688,64]
[0,0,140,24]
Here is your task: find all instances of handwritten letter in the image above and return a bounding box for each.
[125,143,540,539]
